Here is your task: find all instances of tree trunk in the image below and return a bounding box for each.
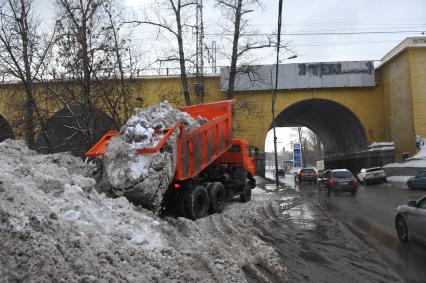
[20,0,35,147]
[175,4,191,106]
[81,16,92,109]
[226,0,242,100]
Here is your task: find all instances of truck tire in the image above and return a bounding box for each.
[248,173,256,189]
[185,185,209,220]
[240,180,252,203]
[208,182,226,214]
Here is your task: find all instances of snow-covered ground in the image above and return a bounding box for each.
[386,176,411,189]
[0,139,403,282]
[0,139,290,282]
[385,146,426,168]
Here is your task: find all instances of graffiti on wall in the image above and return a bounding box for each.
[220,61,376,91]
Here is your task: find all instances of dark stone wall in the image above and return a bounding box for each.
[36,105,117,157]
[325,149,396,175]
[256,152,266,177]
[0,115,14,142]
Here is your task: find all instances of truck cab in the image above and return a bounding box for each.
[216,139,257,176]
[216,139,257,188]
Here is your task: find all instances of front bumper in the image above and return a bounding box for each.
[300,176,317,182]
[332,184,357,192]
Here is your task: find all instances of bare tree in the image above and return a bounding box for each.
[127,0,197,106]
[217,0,279,99]
[0,0,54,147]
[307,129,324,159]
[292,127,325,166]
[95,0,136,124]
[37,0,135,155]
[296,126,307,167]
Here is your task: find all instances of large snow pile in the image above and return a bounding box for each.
[101,101,207,209]
[0,139,290,282]
[384,146,426,168]
[408,145,426,160]
[368,141,395,151]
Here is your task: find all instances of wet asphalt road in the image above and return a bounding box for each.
[264,172,426,283]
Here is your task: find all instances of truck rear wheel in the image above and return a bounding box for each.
[208,182,226,214]
[240,180,252,203]
[185,185,209,220]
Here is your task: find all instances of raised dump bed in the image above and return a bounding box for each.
[86,100,234,181]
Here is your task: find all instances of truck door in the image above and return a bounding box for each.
[244,146,257,177]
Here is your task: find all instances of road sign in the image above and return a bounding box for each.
[293,143,302,167]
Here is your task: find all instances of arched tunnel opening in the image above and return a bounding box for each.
[273,99,368,156]
[0,115,14,142]
[36,105,118,157]
[263,99,369,176]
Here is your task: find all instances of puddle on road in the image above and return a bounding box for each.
[281,202,318,230]
[352,217,398,250]
[258,183,319,231]
[298,250,327,264]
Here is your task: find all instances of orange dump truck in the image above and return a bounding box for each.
[86,100,257,220]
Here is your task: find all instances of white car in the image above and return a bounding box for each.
[357,167,387,185]
[395,195,426,244]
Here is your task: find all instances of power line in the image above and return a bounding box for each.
[204,30,425,36]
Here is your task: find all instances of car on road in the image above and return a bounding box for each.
[318,169,358,196]
[273,168,285,177]
[295,168,317,184]
[395,195,426,244]
[316,171,328,190]
[407,170,426,190]
[357,167,387,185]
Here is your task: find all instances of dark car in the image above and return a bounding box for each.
[273,168,285,177]
[395,195,426,244]
[295,168,317,184]
[319,169,358,196]
[407,170,426,190]
[316,171,328,190]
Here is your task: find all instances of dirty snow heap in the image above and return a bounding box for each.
[100,101,206,210]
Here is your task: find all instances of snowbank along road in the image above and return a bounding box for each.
[0,140,403,282]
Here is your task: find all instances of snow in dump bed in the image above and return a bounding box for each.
[101,101,207,209]
[121,101,205,149]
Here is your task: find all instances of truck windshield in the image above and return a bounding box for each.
[229,145,241,152]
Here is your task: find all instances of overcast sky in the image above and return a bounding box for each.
[122,0,426,67]
[35,0,426,68]
[34,0,426,149]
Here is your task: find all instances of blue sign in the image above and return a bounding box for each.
[293,143,302,167]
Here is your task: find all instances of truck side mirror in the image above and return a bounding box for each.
[407,200,417,207]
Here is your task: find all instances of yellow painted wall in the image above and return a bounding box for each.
[231,86,386,151]
[408,48,426,139]
[1,45,425,160]
[380,49,417,160]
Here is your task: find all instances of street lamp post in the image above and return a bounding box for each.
[272,54,297,188]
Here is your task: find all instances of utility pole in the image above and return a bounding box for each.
[194,0,205,103]
[272,0,284,189]
[271,0,299,188]
[205,41,217,73]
